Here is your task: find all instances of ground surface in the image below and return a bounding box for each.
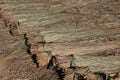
[0,0,120,80]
